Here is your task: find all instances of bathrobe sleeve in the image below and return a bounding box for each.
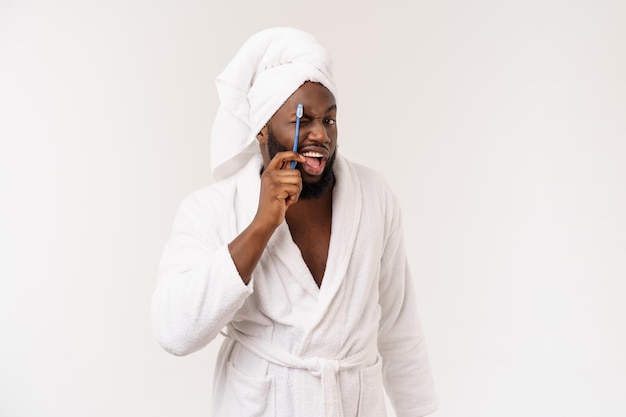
[377,193,438,417]
[151,191,253,356]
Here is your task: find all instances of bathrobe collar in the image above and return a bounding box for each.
[235,152,363,303]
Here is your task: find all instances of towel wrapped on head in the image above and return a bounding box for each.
[210,27,338,181]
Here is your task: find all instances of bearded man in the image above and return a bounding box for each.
[152,27,438,417]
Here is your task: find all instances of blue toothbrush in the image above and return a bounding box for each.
[290,103,303,169]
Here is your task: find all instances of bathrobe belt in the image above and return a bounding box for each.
[226,326,377,417]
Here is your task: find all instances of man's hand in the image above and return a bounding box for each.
[228,151,305,284]
[255,151,306,229]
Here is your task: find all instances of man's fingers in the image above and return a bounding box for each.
[264,174,302,197]
[258,153,305,220]
[266,151,306,171]
[276,184,302,201]
[265,170,303,184]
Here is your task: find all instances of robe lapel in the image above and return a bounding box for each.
[268,223,321,298]
[295,154,363,355]
[314,154,362,311]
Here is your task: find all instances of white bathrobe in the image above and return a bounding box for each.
[152,153,438,417]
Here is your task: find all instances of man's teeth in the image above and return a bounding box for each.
[300,151,323,158]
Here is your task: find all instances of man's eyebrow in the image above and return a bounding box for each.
[300,104,337,119]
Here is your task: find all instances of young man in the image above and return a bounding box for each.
[152,27,437,417]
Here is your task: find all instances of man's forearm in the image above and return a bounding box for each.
[228,218,276,284]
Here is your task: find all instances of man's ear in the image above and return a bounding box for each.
[257,125,268,145]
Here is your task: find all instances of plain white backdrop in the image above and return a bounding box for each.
[1,0,625,416]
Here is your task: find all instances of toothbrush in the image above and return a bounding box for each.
[290,103,303,169]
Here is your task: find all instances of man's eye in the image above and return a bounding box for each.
[325,119,336,125]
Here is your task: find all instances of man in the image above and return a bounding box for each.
[152,27,437,417]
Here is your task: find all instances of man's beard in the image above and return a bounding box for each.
[267,127,336,200]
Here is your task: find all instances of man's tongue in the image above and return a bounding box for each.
[301,156,325,176]
[305,156,322,169]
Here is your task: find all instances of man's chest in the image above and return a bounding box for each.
[288,219,331,288]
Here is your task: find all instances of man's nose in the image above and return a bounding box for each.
[305,119,330,144]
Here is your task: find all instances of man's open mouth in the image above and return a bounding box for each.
[300,151,326,176]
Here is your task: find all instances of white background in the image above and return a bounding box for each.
[1,0,625,416]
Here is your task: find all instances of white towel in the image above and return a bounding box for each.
[210,27,337,181]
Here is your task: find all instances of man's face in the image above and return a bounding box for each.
[259,82,338,199]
